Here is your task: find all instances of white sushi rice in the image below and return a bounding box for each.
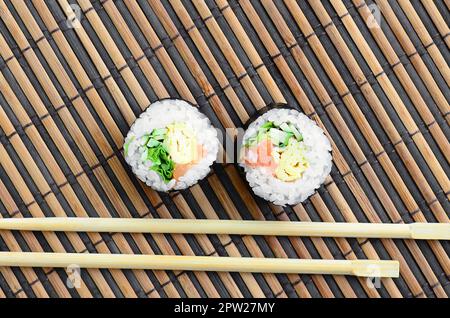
[124,99,219,192]
[240,108,332,206]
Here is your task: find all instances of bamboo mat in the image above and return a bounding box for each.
[0,0,449,298]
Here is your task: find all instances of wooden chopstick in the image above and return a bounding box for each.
[0,217,448,240]
[0,252,399,277]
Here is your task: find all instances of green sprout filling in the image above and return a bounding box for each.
[140,129,174,183]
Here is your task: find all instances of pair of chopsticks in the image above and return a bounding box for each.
[0,218,448,277]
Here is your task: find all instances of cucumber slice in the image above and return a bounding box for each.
[269,128,289,146]
[288,123,303,141]
[279,122,292,133]
[140,134,150,146]
[153,134,166,141]
[260,121,275,131]
[280,132,294,147]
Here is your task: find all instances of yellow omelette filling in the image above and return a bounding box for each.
[273,139,309,182]
[164,122,198,164]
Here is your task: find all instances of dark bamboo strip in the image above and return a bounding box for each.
[445,0,450,11]
[0,267,25,298]
[434,0,450,23]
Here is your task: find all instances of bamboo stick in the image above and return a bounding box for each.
[0,218,448,240]
[0,252,399,277]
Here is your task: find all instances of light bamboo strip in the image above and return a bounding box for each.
[0,252,399,278]
[0,218,448,240]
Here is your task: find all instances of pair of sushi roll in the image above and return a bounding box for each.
[124,100,332,206]
[240,108,332,206]
[124,99,219,192]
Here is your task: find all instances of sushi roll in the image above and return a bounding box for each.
[124,99,219,192]
[240,108,332,205]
